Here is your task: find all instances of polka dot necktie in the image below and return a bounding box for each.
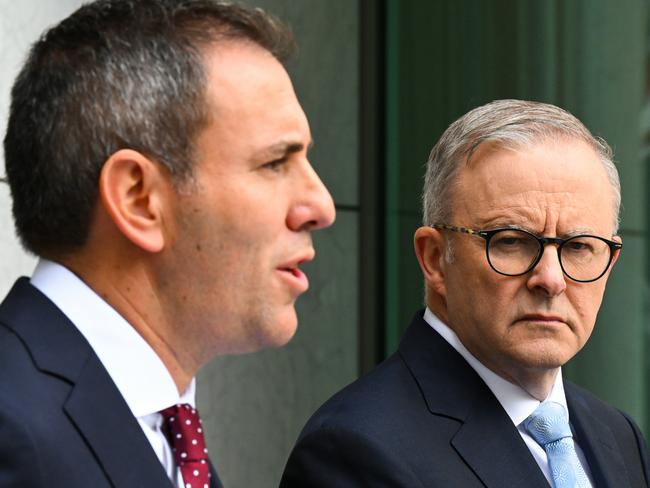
[160,404,211,488]
[524,401,592,488]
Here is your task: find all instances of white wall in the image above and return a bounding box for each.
[0,1,86,296]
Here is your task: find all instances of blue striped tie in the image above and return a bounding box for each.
[524,401,592,488]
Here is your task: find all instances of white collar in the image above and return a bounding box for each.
[30,259,194,417]
[423,308,568,426]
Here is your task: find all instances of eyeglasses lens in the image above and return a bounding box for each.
[487,230,611,281]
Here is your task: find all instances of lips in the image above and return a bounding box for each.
[277,251,314,295]
[518,313,566,324]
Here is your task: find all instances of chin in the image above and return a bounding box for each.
[269,316,299,348]
[515,343,577,370]
[266,328,298,349]
[252,307,299,350]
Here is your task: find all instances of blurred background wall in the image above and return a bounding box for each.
[1,1,649,486]
[382,0,650,439]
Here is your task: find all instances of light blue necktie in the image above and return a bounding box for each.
[524,401,592,488]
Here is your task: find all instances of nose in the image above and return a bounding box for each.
[286,162,336,232]
[526,245,567,297]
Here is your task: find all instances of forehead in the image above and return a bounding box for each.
[199,41,310,148]
[203,40,289,99]
[452,138,617,234]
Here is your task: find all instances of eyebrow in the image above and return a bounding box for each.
[478,219,599,236]
[258,139,314,160]
[490,223,601,237]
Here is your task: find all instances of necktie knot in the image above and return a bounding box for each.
[160,403,211,488]
[524,401,573,446]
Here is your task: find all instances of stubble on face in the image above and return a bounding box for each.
[151,41,332,365]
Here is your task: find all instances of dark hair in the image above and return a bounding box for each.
[3,0,295,257]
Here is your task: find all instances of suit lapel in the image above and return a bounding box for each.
[399,312,549,488]
[567,387,631,488]
[450,394,549,487]
[1,279,172,488]
[65,358,173,488]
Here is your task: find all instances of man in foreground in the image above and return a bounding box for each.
[282,100,649,487]
[0,1,335,486]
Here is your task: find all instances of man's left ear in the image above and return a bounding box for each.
[99,149,172,253]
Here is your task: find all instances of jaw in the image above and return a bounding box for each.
[462,332,577,401]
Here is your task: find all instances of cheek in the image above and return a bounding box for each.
[446,273,517,330]
[468,272,522,313]
[566,286,605,334]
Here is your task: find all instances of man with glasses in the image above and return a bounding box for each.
[282,100,649,487]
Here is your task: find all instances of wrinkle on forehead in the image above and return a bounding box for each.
[452,140,617,236]
[466,197,597,235]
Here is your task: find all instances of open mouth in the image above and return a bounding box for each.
[280,267,303,278]
[277,263,309,294]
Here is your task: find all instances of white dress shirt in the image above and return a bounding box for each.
[31,259,191,487]
[423,308,593,485]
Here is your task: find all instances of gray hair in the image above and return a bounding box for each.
[422,99,621,234]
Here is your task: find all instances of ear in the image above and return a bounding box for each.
[414,226,449,299]
[609,235,623,268]
[99,149,172,253]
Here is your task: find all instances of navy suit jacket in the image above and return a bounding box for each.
[281,310,650,487]
[0,278,222,488]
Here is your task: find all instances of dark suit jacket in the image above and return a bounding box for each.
[281,310,650,487]
[0,278,222,488]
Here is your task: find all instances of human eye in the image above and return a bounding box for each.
[492,230,527,247]
[261,157,288,172]
[490,230,536,255]
[565,237,596,254]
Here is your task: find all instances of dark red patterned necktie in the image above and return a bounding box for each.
[160,404,211,488]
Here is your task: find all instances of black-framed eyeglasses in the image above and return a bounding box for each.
[433,224,623,283]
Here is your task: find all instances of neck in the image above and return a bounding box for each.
[460,335,560,401]
[60,253,197,394]
[503,367,559,401]
[426,300,559,402]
